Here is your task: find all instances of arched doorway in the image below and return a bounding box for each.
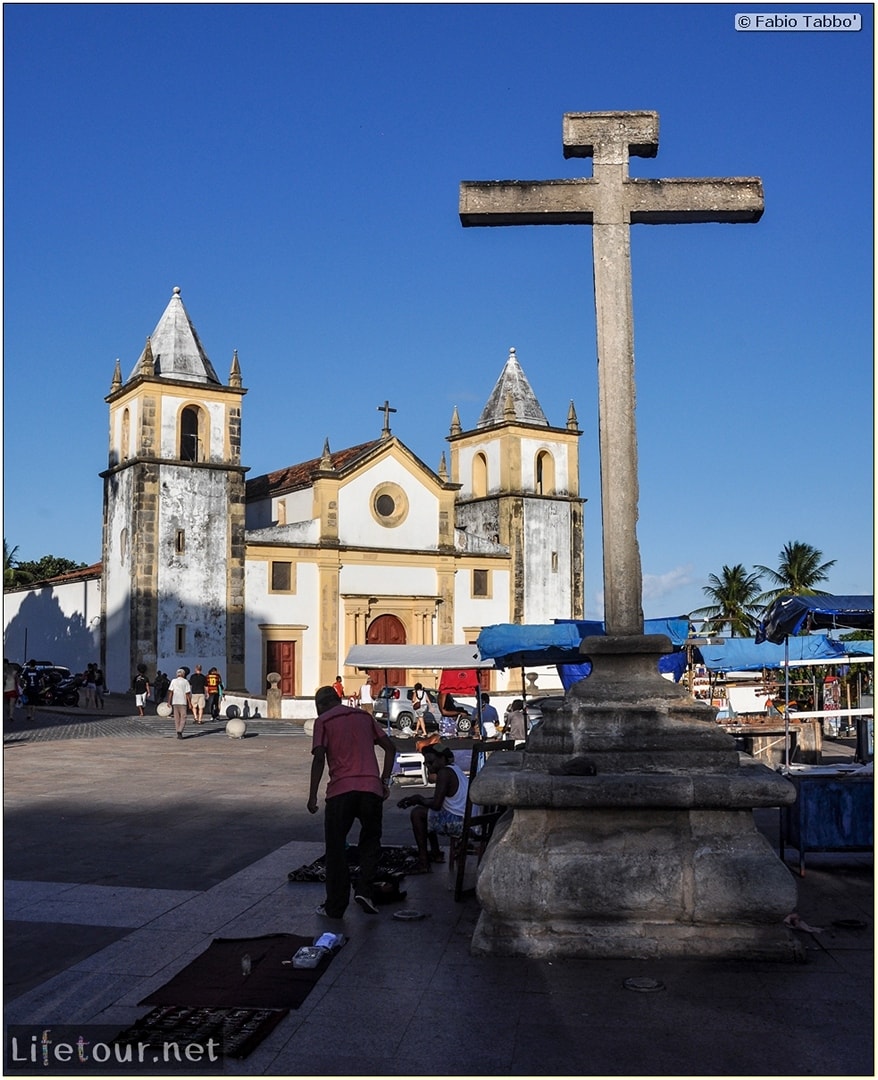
[365,613,407,690]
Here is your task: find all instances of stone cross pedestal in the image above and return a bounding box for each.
[462,113,799,961]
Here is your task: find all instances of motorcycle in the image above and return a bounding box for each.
[38,673,82,708]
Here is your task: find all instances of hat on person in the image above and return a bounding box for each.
[424,741,454,762]
[315,685,342,714]
[176,668,186,676]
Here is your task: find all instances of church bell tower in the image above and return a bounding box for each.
[100,287,247,692]
[448,347,585,624]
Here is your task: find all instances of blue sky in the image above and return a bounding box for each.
[4,3,873,621]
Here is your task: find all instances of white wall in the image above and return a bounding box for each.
[338,460,440,550]
[3,578,101,676]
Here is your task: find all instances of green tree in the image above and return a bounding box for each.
[754,541,836,605]
[13,555,88,584]
[691,564,764,637]
[4,543,88,588]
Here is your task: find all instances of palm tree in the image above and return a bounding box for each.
[755,541,836,605]
[4,539,20,588]
[691,564,764,637]
[3,540,38,589]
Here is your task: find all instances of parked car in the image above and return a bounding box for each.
[373,685,439,732]
[521,694,565,731]
[372,686,441,734]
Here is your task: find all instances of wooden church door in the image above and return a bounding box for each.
[267,640,296,696]
[365,613,407,688]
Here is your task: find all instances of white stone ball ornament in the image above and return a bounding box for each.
[226,717,247,739]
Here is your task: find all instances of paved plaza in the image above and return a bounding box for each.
[3,696,873,1076]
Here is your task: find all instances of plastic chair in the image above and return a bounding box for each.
[393,752,428,786]
[449,740,516,901]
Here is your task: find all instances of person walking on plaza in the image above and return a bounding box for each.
[20,660,43,721]
[189,664,208,723]
[81,665,98,711]
[166,668,192,739]
[153,670,170,707]
[132,664,150,717]
[332,674,345,701]
[94,665,106,708]
[205,666,224,719]
[4,660,22,721]
[412,682,430,737]
[358,675,374,715]
[307,685,396,918]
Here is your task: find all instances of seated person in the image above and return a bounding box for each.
[437,690,481,739]
[438,690,465,717]
[397,742,469,872]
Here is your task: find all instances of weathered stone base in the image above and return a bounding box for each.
[472,804,803,961]
[471,911,803,961]
[469,636,803,962]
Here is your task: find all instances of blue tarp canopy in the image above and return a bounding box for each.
[756,594,874,644]
[477,619,691,670]
[476,623,584,669]
[476,619,691,684]
[555,618,691,647]
[699,635,855,672]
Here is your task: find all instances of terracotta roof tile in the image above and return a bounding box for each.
[246,440,381,499]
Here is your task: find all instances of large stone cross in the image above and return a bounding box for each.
[460,111,763,635]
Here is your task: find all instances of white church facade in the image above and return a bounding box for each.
[4,287,585,710]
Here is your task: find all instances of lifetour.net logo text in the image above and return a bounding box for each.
[6,1026,223,1075]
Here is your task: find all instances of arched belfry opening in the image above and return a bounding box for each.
[472,452,488,497]
[179,404,205,462]
[536,449,555,494]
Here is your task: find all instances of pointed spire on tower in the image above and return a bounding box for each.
[438,451,448,480]
[477,347,548,429]
[141,337,155,377]
[229,349,242,388]
[450,406,462,435]
[110,359,122,393]
[320,438,333,469]
[567,400,579,430]
[128,286,221,384]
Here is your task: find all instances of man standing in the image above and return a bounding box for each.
[205,666,224,719]
[479,692,500,739]
[20,660,43,721]
[132,664,150,717]
[166,668,192,740]
[307,685,396,918]
[189,664,208,723]
[4,660,21,721]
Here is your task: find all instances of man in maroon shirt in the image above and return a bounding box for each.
[307,685,397,917]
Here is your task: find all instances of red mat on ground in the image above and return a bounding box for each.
[139,933,332,1010]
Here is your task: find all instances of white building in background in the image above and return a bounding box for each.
[4,288,586,711]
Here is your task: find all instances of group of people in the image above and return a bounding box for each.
[308,683,487,916]
[3,658,106,720]
[133,663,225,737]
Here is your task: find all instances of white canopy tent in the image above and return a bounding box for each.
[344,644,493,670]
